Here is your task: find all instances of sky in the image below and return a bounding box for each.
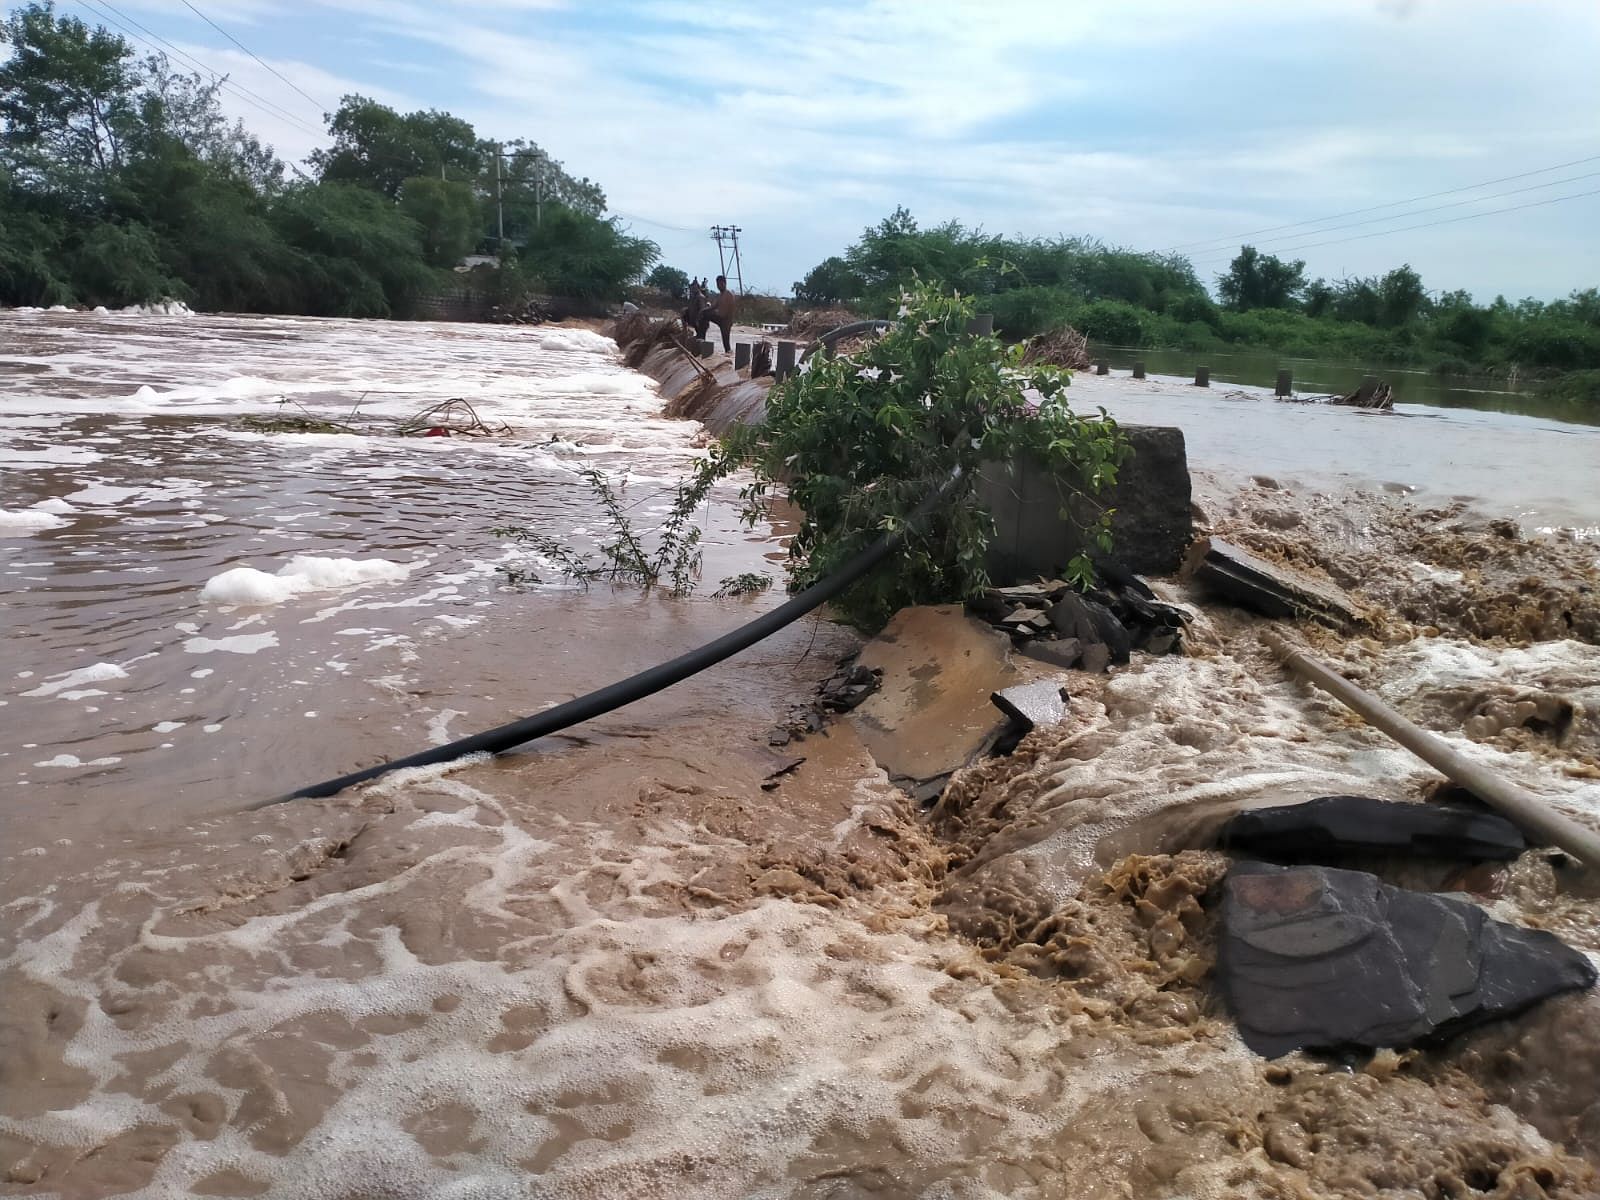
[76,0,1600,300]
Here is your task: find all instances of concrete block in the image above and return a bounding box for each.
[976,425,1193,581]
[734,343,751,370]
[774,341,798,380]
[1194,366,1210,387]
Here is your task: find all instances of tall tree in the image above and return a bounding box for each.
[310,96,482,199]
[1217,245,1307,311]
[0,1,138,190]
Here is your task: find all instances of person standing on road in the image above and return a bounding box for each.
[707,275,737,353]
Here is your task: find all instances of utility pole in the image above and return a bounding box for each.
[710,225,729,278]
[710,224,744,292]
[494,141,505,256]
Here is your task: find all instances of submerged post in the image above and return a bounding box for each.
[1095,360,1109,376]
[774,340,798,380]
[1133,361,1146,379]
[1195,366,1210,387]
[734,343,751,371]
[1276,369,1293,397]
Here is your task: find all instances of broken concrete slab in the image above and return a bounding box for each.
[1048,593,1131,662]
[1220,795,1526,862]
[1022,637,1082,670]
[991,679,1070,732]
[1219,862,1596,1058]
[1192,537,1362,630]
[850,605,1016,788]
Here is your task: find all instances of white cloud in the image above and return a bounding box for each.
[110,0,1600,297]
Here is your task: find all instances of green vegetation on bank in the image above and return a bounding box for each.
[794,208,1600,381]
[0,2,657,315]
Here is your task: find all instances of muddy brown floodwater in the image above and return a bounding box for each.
[2,310,1599,1198]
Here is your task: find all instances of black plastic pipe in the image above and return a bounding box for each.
[258,467,964,806]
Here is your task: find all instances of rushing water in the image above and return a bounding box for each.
[0,310,787,843]
[4,310,1599,1199]
[1087,342,1598,426]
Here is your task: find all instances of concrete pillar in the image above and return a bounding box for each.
[734,343,751,371]
[694,339,714,358]
[966,313,995,337]
[1095,360,1109,376]
[1133,361,1146,379]
[1276,369,1292,397]
[1194,366,1210,388]
[774,340,798,381]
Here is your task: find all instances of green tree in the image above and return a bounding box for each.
[645,264,689,298]
[310,96,482,199]
[0,1,138,190]
[1377,264,1428,328]
[398,175,479,267]
[1217,245,1306,311]
[793,255,864,305]
[519,207,657,299]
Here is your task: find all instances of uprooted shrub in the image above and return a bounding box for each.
[703,283,1128,628]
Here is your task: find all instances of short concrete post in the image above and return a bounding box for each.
[1095,360,1109,376]
[1132,361,1146,379]
[1275,369,1292,397]
[774,340,798,381]
[734,343,751,371]
[1194,365,1210,387]
[694,339,714,358]
[966,313,995,337]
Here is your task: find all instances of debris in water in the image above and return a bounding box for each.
[1220,795,1527,862]
[1192,536,1362,629]
[990,678,1070,733]
[1218,861,1597,1058]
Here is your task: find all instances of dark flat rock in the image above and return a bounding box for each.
[1022,637,1082,669]
[1220,795,1526,862]
[1194,537,1360,630]
[1219,862,1596,1058]
[1048,594,1131,663]
[991,680,1069,732]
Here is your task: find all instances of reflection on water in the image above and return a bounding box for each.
[1088,343,1598,427]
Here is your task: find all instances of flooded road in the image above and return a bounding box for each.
[0,310,790,843]
[3,310,1598,1198]
[1067,369,1600,538]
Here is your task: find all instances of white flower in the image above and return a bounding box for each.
[857,366,884,381]
[897,305,910,317]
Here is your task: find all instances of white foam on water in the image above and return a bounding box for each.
[32,753,120,768]
[0,509,67,534]
[199,555,414,606]
[183,633,279,655]
[535,328,617,355]
[0,445,104,468]
[21,662,129,698]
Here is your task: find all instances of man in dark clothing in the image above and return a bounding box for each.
[706,275,736,353]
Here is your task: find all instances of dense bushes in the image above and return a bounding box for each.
[794,208,1600,380]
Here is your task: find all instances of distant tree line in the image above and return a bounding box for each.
[0,2,658,316]
[794,207,1600,378]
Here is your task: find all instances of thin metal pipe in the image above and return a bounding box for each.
[1263,631,1600,867]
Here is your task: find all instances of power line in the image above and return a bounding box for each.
[610,210,700,234]
[1193,167,1600,260]
[178,0,330,117]
[1188,185,1600,267]
[74,0,322,138]
[1163,149,1600,256]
